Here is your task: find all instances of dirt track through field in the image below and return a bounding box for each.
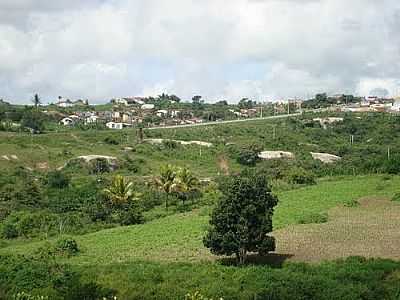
[273,197,400,262]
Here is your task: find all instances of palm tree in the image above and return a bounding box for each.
[103,175,139,207]
[154,164,177,210]
[172,167,200,205]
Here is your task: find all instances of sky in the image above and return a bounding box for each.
[0,0,400,104]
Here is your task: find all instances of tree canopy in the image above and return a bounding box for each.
[203,169,278,264]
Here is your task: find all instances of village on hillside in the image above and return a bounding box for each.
[35,93,400,130]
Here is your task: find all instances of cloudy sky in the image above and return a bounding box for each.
[1,0,400,104]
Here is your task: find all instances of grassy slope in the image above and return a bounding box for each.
[2,175,399,265]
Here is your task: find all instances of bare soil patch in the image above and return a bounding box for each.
[273,197,400,262]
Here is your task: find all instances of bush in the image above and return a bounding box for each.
[343,199,359,207]
[236,144,262,167]
[1,223,18,239]
[47,170,70,189]
[298,212,328,224]
[89,158,110,174]
[162,139,179,150]
[104,136,119,145]
[118,204,144,226]
[123,155,143,173]
[55,238,79,256]
[64,282,115,300]
[392,193,400,202]
[287,167,316,185]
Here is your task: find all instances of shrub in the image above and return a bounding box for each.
[392,193,400,202]
[236,144,262,167]
[0,206,10,221]
[343,199,359,207]
[104,136,119,145]
[47,170,70,189]
[55,238,79,256]
[1,223,18,239]
[122,155,143,173]
[287,167,316,185]
[162,139,179,149]
[118,204,144,226]
[64,282,115,300]
[89,158,110,174]
[298,212,328,224]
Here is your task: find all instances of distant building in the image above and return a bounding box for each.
[106,122,133,130]
[60,117,74,126]
[112,97,146,106]
[141,104,155,110]
[156,110,168,117]
[85,115,99,124]
[56,99,73,108]
[56,97,89,108]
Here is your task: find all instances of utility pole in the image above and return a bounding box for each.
[260,106,263,118]
[273,126,276,139]
[388,147,391,160]
[350,135,354,145]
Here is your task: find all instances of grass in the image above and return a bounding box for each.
[2,174,399,265]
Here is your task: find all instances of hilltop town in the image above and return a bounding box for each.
[2,93,400,132]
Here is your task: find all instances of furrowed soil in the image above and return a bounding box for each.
[273,197,400,262]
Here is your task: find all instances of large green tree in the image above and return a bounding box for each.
[203,169,278,264]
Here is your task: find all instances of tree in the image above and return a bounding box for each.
[238,98,255,109]
[47,170,70,189]
[203,169,278,264]
[103,175,139,207]
[216,100,228,106]
[192,95,202,104]
[172,167,200,204]
[236,144,262,166]
[154,164,177,210]
[315,93,327,102]
[32,94,41,109]
[21,110,45,133]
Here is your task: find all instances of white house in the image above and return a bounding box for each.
[390,99,400,112]
[60,117,74,126]
[170,110,181,118]
[141,104,155,110]
[56,99,74,108]
[156,110,168,117]
[85,115,99,124]
[106,122,132,130]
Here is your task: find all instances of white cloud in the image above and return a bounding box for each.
[0,0,400,103]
